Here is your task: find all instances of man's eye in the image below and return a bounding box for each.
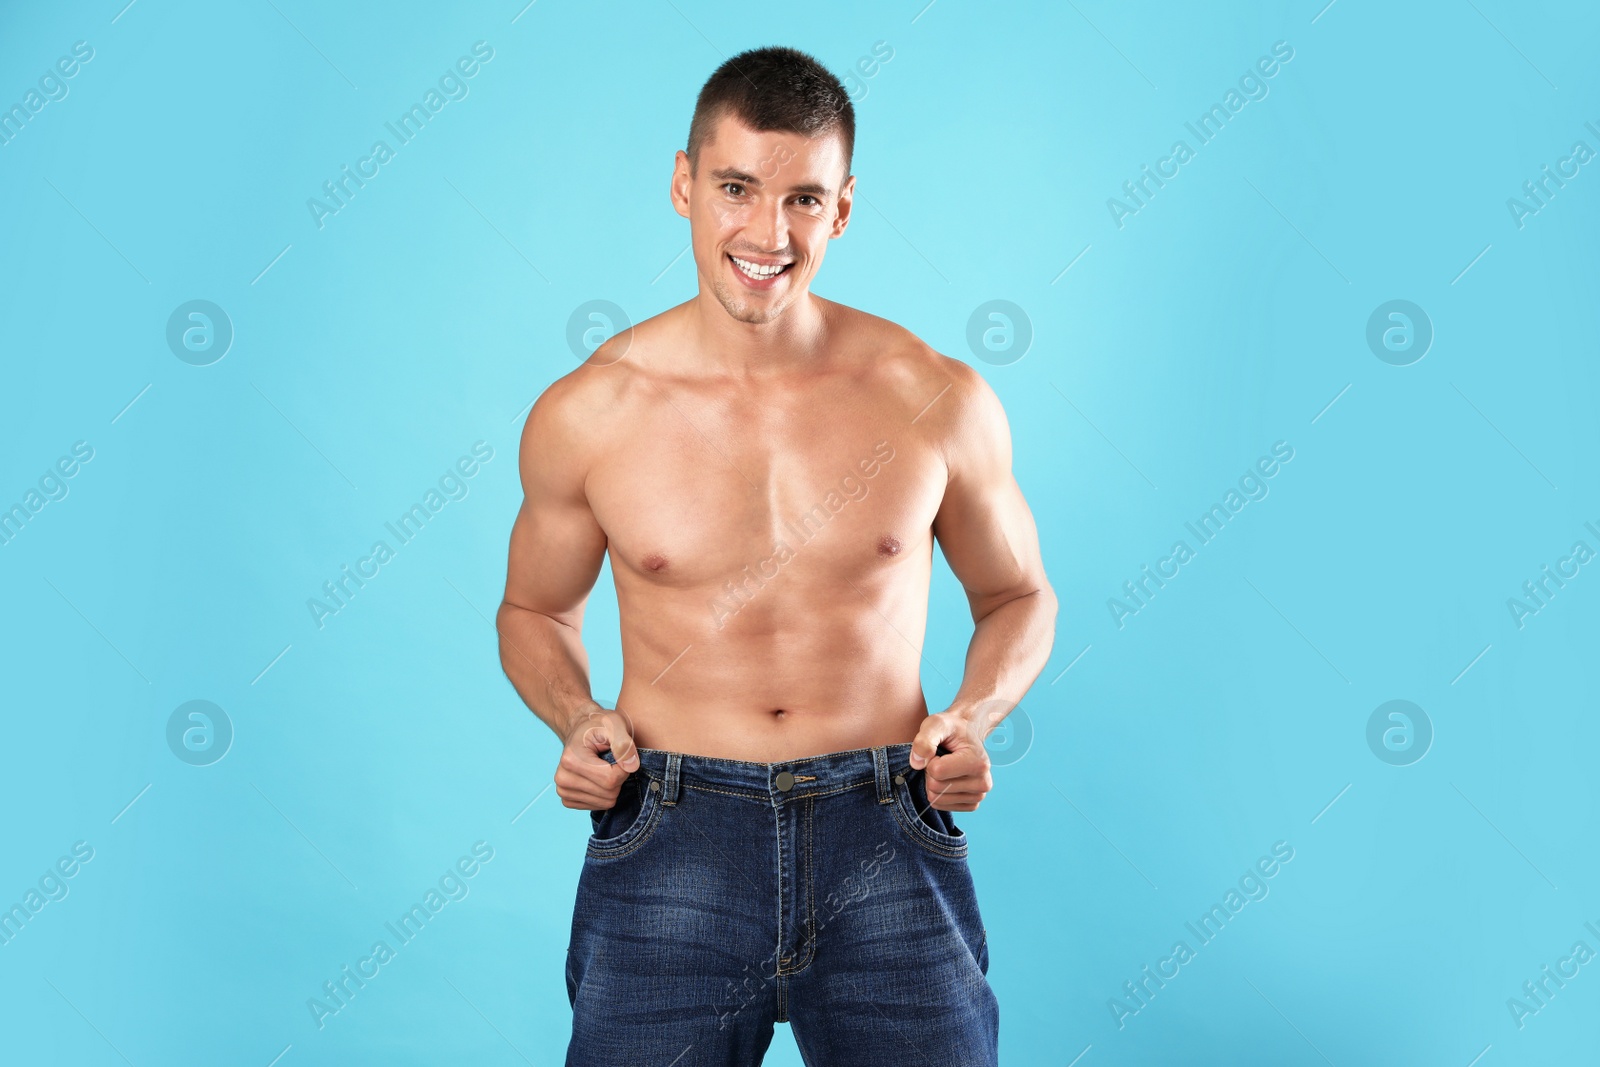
[722,183,745,196]
[796,196,817,206]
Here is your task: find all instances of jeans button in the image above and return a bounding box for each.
[893,774,905,785]
[775,771,795,792]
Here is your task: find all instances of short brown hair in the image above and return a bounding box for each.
[686,46,854,176]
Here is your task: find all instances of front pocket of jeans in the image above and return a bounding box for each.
[891,769,968,857]
[586,774,664,856]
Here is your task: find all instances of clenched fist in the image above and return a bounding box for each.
[555,706,640,811]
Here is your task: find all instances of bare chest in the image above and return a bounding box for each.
[588,384,945,587]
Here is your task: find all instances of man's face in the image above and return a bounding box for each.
[672,113,854,325]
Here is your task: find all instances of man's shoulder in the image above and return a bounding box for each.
[828,299,930,358]
[522,308,680,447]
[520,363,612,458]
[826,299,998,427]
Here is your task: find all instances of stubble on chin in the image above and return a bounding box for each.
[711,277,784,325]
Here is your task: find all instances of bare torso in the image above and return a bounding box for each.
[572,297,957,760]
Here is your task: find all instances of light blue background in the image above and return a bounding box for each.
[2,1,1597,1063]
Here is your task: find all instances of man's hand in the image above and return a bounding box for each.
[555,706,640,810]
[908,708,994,812]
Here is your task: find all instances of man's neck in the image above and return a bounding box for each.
[680,289,830,377]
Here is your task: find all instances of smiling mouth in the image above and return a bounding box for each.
[728,254,794,283]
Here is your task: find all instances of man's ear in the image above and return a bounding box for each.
[671,150,693,220]
[831,173,856,238]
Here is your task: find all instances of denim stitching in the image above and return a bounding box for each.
[901,772,966,846]
[662,753,681,805]
[890,801,967,858]
[874,746,896,804]
[773,799,785,982]
[682,782,771,802]
[585,783,666,859]
[635,743,914,769]
[889,776,968,858]
[795,794,816,974]
[787,779,874,803]
[677,778,877,804]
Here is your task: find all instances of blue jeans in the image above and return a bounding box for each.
[565,742,998,1066]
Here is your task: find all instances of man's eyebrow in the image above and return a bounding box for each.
[709,167,833,198]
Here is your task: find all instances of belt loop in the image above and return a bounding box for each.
[663,752,682,805]
[872,746,893,804]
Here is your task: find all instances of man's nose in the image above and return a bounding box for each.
[746,197,787,252]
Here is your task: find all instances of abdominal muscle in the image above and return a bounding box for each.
[609,573,933,763]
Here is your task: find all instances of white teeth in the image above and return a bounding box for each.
[731,256,788,279]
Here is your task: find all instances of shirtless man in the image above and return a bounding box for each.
[497,46,1056,1067]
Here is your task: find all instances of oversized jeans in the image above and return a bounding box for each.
[564,742,999,1066]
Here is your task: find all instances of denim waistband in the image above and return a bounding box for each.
[626,742,918,804]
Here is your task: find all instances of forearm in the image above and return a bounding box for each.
[946,585,1059,733]
[495,601,603,741]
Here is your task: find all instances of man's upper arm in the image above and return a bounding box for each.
[930,357,1053,622]
[501,381,608,627]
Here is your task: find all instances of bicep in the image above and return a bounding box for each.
[501,394,608,625]
[930,365,1049,621]
[934,472,1047,622]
